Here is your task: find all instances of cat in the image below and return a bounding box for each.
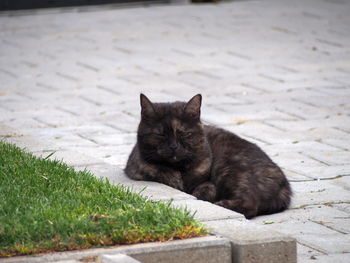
[124,94,292,219]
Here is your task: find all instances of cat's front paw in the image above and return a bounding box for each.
[192,182,216,202]
[165,171,184,191]
[168,178,184,191]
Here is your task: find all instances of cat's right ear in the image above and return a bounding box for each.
[184,94,202,120]
[140,94,155,119]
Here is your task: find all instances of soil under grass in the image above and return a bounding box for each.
[0,141,207,257]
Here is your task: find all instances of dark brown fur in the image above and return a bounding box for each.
[124,94,292,219]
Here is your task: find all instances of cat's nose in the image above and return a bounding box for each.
[169,142,178,150]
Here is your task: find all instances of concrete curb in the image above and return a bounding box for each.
[205,220,297,263]
[98,254,142,263]
[0,127,297,263]
[0,236,231,263]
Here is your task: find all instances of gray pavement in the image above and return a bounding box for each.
[0,0,350,262]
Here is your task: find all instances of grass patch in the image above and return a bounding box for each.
[0,141,207,257]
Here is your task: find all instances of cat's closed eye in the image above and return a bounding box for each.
[179,131,193,138]
[143,132,165,138]
[154,133,165,138]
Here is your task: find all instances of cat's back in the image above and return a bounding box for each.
[204,125,258,155]
[203,124,279,170]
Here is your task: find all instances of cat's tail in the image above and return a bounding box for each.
[260,179,292,216]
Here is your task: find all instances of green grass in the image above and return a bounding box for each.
[0,141,207,257]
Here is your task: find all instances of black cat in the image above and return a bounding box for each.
[124,94,292,219]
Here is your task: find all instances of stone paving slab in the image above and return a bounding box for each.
[78,162,197,201]
[44,150,106,167]
[121,181,197,201]
[290,179,350,208]
[253,204,350,236]
[76,163,133,183]
[299,253,350,263]
[172,199,244,221]
[251,200,350,260]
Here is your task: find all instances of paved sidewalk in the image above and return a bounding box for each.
[1,0,350,262]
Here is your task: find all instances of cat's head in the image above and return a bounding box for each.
[137,94,207,165]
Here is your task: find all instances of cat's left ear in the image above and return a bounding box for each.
[140,94,156,119]
[184,94,202,120]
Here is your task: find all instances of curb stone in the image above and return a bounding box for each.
[205,219,297,263]
[0,236,231,263]
[0,129,296,263]
[98,254,142,263]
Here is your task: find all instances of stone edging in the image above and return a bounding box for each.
[0,236,231,263]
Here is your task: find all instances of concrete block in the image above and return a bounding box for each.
[271,100,331,119]
[171,199,244,221]
[3,135,55,153]
[82,133,136,147]
[252,214,350,254]
[253,204,350,235]
[128,236,231,263]
[322,138,350,151]
[302,150,350,166]
[53,261,81,263]
[77,164,132,184]
[283,169,311,181]
[36,132,97,149]
[227,122,287,145]
[298,253,350,263]
[234,125,349,146]
[267,116,350,132]
[291,179,350,208]
[204,219,296,263]
[98,144,134,167]
[0,236,230,263]
[121,181,196,201]
[98,254,141,263]
[201,108,237,126]
[333,202,350,214]
[261,141,341,155]
[271,152,327,170]
[45,150,104,167]
[299,233,350,254]
[77,165,196,203]
[330,175,350,191]
[0,124,19,137]
[212,103,296,122]
[59,144,131,168]
[288,165,350,180]
[297,243,324,262]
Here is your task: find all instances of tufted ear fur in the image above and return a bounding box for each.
[140,94,155,119]
[184,94,202,120]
